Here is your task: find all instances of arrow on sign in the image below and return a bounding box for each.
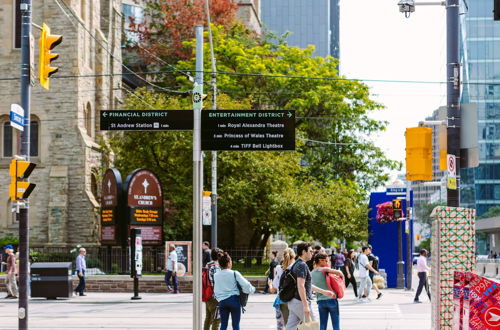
[287,111,292,118]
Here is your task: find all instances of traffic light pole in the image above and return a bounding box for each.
[19,0,32,328]
[446,0,461,207]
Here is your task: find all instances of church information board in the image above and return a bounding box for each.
[201,110,295,151]
[100,110,193,131]
[100,169,122,245]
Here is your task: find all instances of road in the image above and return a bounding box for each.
[0,286,430,329]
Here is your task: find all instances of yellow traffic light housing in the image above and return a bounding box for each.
[39,23,62,90]
[406,127,433,181]
[9,159,36,201]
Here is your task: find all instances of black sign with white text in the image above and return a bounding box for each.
[201,110,295,151]
[100,110,193,131]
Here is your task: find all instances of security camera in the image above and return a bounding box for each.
[398,0,415,15]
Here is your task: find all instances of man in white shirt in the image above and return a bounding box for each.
[358,246,380,302]
[165,244,179,294]
[414,249,431,303]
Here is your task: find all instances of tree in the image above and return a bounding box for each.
[480,206,500,219]
[128,0,238,62]
[415,202,446,230]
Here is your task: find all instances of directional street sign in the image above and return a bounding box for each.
[201,110,295,151]
[10,104,24,131]
[100,110,193,131]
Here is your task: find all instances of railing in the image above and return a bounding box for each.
[26,247,270,276]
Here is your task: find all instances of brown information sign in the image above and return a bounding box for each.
[126,169,164,245]
[100,169,122,245]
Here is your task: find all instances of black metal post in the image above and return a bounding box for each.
[19,0,32,328]
[397,220,405,289]
[446,0,460,206]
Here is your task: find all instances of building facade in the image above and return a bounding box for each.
[261,0,339,58]
[0,0,122,246]
[460,0,500,216]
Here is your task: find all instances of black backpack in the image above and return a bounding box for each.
[278,261,299,302]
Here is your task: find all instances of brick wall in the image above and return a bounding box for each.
[0,275,267,294]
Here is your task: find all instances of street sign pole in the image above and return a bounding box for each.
[19,1,32,328]
[192,25,204,330]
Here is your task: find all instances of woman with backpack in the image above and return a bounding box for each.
[268,248,296,330]
[311,252,344,330]
[214,252,255,330]
[344,250,358,298]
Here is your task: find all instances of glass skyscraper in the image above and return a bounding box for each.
[461,0,500,215]
[261,0,340,59]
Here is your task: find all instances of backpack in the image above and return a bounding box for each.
[202,266,213,302]
[234,271,249,313]
[278,261,299,302]
[320,268,345,299]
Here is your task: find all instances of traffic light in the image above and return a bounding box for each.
[9,159,36,201]
[405,127,432,181]
[39,23,62,90]
[392,199,403,219]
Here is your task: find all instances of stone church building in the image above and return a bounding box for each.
[0,0,261,247]
[0,0,122,247]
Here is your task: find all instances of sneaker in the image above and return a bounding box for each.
[377,292,383,300]
[79,293,87,296]
[8,296,18,299]
[414,299,422,303]
[4,295,12,299]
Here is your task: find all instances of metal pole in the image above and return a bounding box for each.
[192,25,204,330]
[19,1,31,328]
[405,181,413,290]
[446,0,460,207]
[397,220,405,289]
[205,0,218,249]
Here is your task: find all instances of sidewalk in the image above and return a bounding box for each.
[0,287,430,329]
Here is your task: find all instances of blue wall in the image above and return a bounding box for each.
[368,192,413,288]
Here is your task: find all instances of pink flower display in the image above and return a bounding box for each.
[375,201,404,224]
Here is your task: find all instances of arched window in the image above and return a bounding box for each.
[85,102,92,137]
[1,116,40,158]
[91,172,98,201]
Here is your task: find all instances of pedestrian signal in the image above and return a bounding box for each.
[39,23,62,90]
[392,199,402,219]
[9,158,36,201]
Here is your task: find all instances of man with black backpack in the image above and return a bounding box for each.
[203,248,223,330]
[284,242,334,330]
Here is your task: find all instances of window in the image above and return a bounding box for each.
[84,102,92,137]
[13,0,21,49]
[122,4,144,45]
[1,117,40,158]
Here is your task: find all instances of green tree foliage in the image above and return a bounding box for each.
[480,206,500,219]
[415,202,446,230]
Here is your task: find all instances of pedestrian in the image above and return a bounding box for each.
[204,247,223,330]
[285,242,334,330]
[368,245,383,300]
[74,247,87,296]
[414,249,431,303]
[306,245,322,271]
[165,244,179,294]
[311,252,343,330]
[263,251,279,294]
[2,245,18,299]
[357,246,380,302]
[214,252,255,330]
[268,248,296,330]
[333,249,346,271]
[344,250,358,298]
[203,241,212,267]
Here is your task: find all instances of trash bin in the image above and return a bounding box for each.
[31,262,73,299]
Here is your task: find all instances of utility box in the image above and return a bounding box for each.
[31,262,73,299]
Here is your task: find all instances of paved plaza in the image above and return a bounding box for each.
[0,284,430,330]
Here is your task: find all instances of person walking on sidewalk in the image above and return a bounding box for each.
[285,243,334,330]
[358,246,380,302]
[263,251,279,294]
[344,250,358,298]
[204,247,223,330]
[414,249,431,303]
[165,244,179,294]
[368,246,383,300]
[74,247,87,296]
[311,252,344,330]
[2,245,18,299]
[202,241,212,267]
[214,252,255,330]
[269,248,296,329]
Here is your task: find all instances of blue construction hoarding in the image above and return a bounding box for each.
[368,189,413,288]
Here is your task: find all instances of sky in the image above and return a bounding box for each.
[340,0,447,183]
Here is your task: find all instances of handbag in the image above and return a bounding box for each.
[297,315,319,330]
[320,268,345,299]
[234,271,249,313]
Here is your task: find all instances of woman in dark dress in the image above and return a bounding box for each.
[344,250,358,297]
